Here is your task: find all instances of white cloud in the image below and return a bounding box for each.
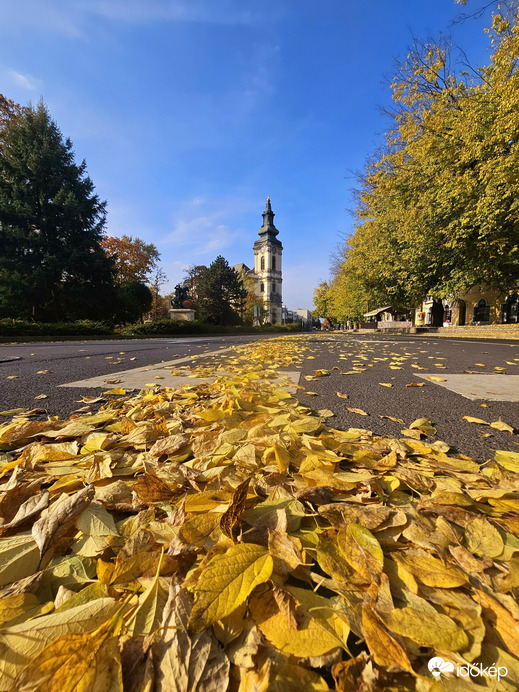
[8,69,42,91]
[0,0,265,36]
[162,195,255,259]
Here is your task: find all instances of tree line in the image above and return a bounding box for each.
[0,99,251,326]
[316,5,519,323]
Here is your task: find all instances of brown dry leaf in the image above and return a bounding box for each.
[220,478,250,539]
[405,382,424,387]
[148,433,191,458]
[153,583,230,691]
[32,485,95,556]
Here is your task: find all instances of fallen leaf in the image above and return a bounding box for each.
[490,419,515,434]
[347,407,368,416]
[32,485,95,556]
[189,543,273,632]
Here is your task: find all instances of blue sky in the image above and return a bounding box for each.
[1,0,496,310]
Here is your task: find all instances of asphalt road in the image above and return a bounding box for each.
[296,333,519,463]
[1,332,519,463]
[0,334,274,418]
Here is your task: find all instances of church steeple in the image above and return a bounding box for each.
[259,195,279,237]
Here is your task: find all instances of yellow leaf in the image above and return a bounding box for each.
[378,382,393,387]
[465,516,504,558]
[395,552,468,588]
[126,552,168,636]
[0,598,119,687]
[249,584,347,657]
[490,419,515,434]
[0,533,42,588]
[347,407,368,416]
[336,392,348,398]
[362,605,413,672]
[286,417,321,434]
[338,524,384,581]
[273,442,291,474]
[15,619,122,691]
[34,394,48,400]
[463,416,489,425]
[406,382,425,387]
[317,409,335,418]
[188,543,273,631]
[384,602,469,651]
[494,449,519,473]
[305,391,319,396]
[475,590,519,657]
[408,417,436,436]
[427,376,446,382]
[103,388,128,396]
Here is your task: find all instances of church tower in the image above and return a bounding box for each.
[253,196,283,324]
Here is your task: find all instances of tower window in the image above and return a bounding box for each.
[260,283,264,292]
[272,283,276,292]
[272,256,276,270]
[260,256,265,271]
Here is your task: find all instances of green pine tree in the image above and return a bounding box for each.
[0,101,116,321]
[196,256,247,326]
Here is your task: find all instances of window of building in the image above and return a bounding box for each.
[272,283,276,292]
[260,257,265,271]
[260,283,264,292]
[272,256,276,270]
[473,298,491,323]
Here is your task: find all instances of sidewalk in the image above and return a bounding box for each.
[351,324,519,340]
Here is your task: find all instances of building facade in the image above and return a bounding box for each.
[253,197,283,324]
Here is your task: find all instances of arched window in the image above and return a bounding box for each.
[473,298,490,323]
[260,257,265,271]
[260,283,264,293]
[272,256,276,270]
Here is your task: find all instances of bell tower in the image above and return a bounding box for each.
[253,196,283,324]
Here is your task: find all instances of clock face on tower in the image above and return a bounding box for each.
[261,247,265,253]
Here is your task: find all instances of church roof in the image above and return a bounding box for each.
[258,195,279,238]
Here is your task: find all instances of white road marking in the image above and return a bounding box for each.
[60,345,301,391]
[417,374,519,401]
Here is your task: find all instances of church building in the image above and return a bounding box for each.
[253,197,283,324]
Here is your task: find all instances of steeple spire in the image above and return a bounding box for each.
[259,195,279,237]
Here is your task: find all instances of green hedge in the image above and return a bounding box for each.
[121,320,300,336]
[0,319,113,337]
[0,318,301,339]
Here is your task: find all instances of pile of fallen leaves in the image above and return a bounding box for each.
[0,336,518,691]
